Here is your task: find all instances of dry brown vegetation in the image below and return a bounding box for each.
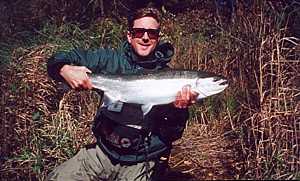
[0,1,299,180]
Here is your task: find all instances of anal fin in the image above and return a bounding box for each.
[141,104,154,115]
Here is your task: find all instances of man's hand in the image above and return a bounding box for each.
[60,65,93,89]
[173,85,199,108]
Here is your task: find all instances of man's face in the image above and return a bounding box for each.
[127,17,160,57]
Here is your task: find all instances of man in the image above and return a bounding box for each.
[47,7,197,181]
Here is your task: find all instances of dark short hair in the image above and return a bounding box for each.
[127,7,161,30]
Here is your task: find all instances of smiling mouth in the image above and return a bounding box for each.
[139,44,151,50]
[139,43,150,46]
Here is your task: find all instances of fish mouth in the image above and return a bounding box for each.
[220,80,228,86]
[213,77,228,86]
[195,76,228,99]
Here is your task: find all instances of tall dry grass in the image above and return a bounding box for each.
[163,1,299,179]
[237,2,299,179]
[0,0,299,180]
[0,44,101,180]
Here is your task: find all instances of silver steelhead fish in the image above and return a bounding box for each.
[90,70,228,115]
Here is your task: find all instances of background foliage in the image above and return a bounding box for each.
[1,0,299,180]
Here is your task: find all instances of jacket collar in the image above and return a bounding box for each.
[121,41,174,69]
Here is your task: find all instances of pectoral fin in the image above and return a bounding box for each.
[141,104,154,115]
[103,92,120,105]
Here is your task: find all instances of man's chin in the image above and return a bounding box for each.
[136,50,151,57]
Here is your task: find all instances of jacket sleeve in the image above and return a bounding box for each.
[159,106,189,142]
[47,48,129,81]
[146,104,189,143]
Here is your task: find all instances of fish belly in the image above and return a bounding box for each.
[116,78,195,105]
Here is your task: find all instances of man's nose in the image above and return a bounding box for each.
[142,32,150,41]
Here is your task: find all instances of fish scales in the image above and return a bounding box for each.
[89,69,228,115]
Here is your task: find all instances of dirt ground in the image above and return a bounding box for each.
[163,122,244,180]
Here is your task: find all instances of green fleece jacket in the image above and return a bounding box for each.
[47,41,189,164]
[47,41,174,80]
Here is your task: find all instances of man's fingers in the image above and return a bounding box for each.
[174,92,182,108]
[185,85,195,101]
[60,65,93,90]
[190,90,198,103]
[76,67,92,89]
[69,84,75,89]
[83,79,93,89]
[182,85,191,101]
[80,66,92,74]
[191,89,198,96]
[174,84,199,108]
[70,80,79,89]
[175,91,181,104]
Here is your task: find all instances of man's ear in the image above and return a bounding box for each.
[127,31,132,43]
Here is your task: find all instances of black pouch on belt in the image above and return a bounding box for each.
[92,103,148,152]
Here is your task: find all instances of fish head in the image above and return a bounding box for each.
[194,76,228,100]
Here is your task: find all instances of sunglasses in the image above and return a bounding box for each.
[130,28,160,39]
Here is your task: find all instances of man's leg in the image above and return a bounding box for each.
[46,144,113,181]
[117,160,156,181]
